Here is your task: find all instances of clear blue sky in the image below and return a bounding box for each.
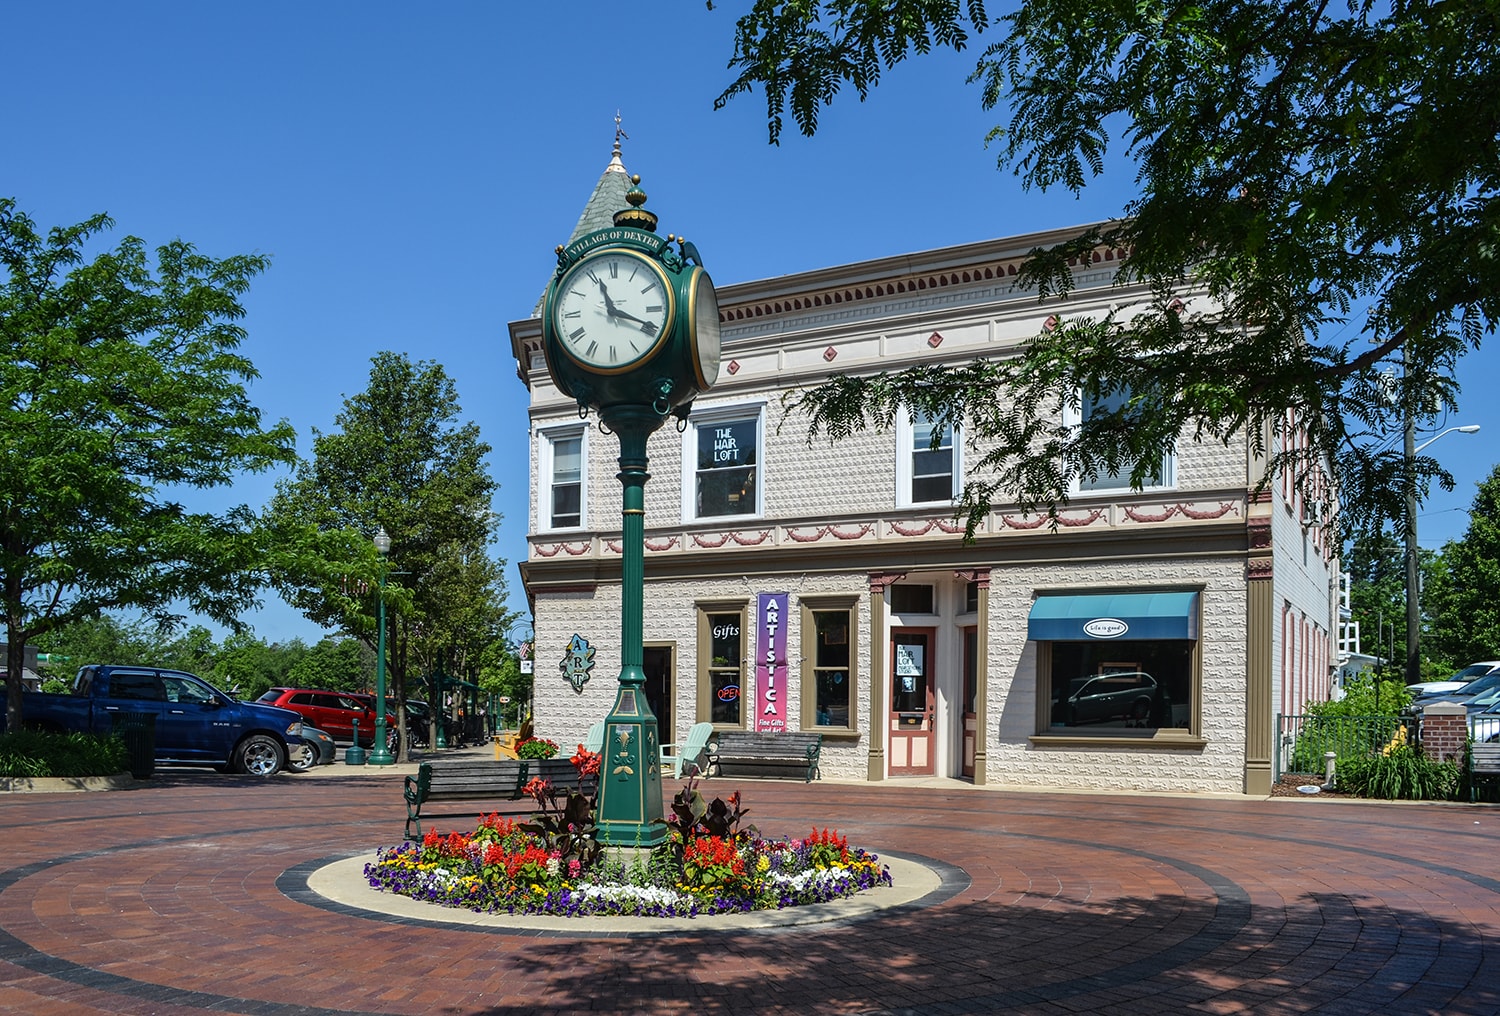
[9,4,1496,643]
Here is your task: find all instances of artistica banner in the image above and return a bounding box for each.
[755,592,789,733]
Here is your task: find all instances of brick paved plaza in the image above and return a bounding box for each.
[2,765,1497,1015]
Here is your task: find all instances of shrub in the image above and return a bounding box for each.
[0,729,130,778]
[1336,727,1463,801]
[515,736,559,760]
[1286,675,1412,774]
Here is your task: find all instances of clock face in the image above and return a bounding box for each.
[689,268,722,390]
[551,250,674,372]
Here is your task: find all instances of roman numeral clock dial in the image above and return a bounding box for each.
[550,250,673,372]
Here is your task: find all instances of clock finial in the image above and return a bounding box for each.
[613,172,658,232]
[605,111,629,176]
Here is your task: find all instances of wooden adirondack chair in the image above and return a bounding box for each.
[583,720,605,754]
[493,716,533,760]
[660,721,714,778]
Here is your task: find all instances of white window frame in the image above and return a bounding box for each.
[896,410,961,508]
[539,423,588,532]
[1063,389,1176,494]
[682,401,766,521]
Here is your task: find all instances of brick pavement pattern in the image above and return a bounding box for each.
[1,770,1498,1015]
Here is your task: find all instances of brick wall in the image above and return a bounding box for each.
[1419,704,1468,765]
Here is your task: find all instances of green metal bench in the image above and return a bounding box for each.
[708,730,822,782]
[403,758,584,840]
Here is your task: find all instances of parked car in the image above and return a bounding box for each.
[1058,672,1161,726]
[1413,671,1500,709]
[257,688,377,744]
[3,665,305,776]
[287,725,338,772]
[1408,661,1500,697]
[1471,700,1500,744]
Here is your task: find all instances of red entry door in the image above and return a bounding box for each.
[889,628,936,776]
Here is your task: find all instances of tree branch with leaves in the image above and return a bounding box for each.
[717,0,1498,535]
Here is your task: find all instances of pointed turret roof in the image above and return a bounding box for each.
[532,129,633,316]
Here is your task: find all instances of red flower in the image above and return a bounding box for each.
[571,748,601,778]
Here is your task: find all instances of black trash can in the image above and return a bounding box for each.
[111,711,156,779]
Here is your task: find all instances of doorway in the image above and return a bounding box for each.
[888,628,936,776]
[960,626,977,779]
[643,645,674,746]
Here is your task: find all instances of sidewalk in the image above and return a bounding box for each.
[3,767,1497,1014]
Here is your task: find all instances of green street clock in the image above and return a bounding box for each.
[537,172,721,847]
[541,177,720,415]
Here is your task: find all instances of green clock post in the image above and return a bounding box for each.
[541,176,721,847]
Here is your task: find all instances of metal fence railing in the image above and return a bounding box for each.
[1274,713,1407,780]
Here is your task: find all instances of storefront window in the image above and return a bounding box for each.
[1046,640,1194,732]
[812,611,851,727]
[701,609,744,725]
[800,598,858,732]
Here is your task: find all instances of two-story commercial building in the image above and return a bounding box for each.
[508,144,1340,795]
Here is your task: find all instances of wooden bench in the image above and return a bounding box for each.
[403,757,585,840]
[707,730,822,782]
[1471,743,1500,802]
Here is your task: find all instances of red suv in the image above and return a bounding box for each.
[257,688,377,745]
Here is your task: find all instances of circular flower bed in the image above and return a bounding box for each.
[365,747,892,918]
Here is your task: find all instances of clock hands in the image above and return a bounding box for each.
[596,278,618,316]
[597,278,657,332]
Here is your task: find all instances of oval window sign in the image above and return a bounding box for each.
[717,685,741,702]
[1083,618,1129,639]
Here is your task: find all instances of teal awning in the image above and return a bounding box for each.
[1028,591,1200,642]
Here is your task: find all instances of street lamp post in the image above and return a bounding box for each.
[368,526,396,765]
[1404,424,1480,684]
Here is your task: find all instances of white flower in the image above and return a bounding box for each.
[572,882,691,908]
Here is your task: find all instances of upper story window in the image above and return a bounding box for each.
[685,403,763,520]
[540,425,586,530]
[1072,389,1175,493]
[889,584,935,615]
[896,411,959,507]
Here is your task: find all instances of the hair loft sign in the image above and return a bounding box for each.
[1083,618,1129,639]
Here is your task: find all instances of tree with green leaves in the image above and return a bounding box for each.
[714,1,1497,536]
[1,199,298,732]
[285,637,370,696]
[1424,465,1500,667]
[266,352,513,758]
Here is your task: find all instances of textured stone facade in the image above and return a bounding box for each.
[510,223,1339,796]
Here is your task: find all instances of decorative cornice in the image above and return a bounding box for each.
[869,572,908,593]
[887,518,966,537]
[786,523,875,543]
[954,568,991,588]
[716,246,1128,326]
[690,530,773,549]
[1247,515,1273,551]
[1247,558,1274,580]
[534,541,592,557]
[1123,502,1240,524]
[1000,508,1106,529]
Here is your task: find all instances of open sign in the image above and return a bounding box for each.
[717,685,741,703]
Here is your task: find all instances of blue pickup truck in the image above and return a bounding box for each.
[9,665,307,776]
